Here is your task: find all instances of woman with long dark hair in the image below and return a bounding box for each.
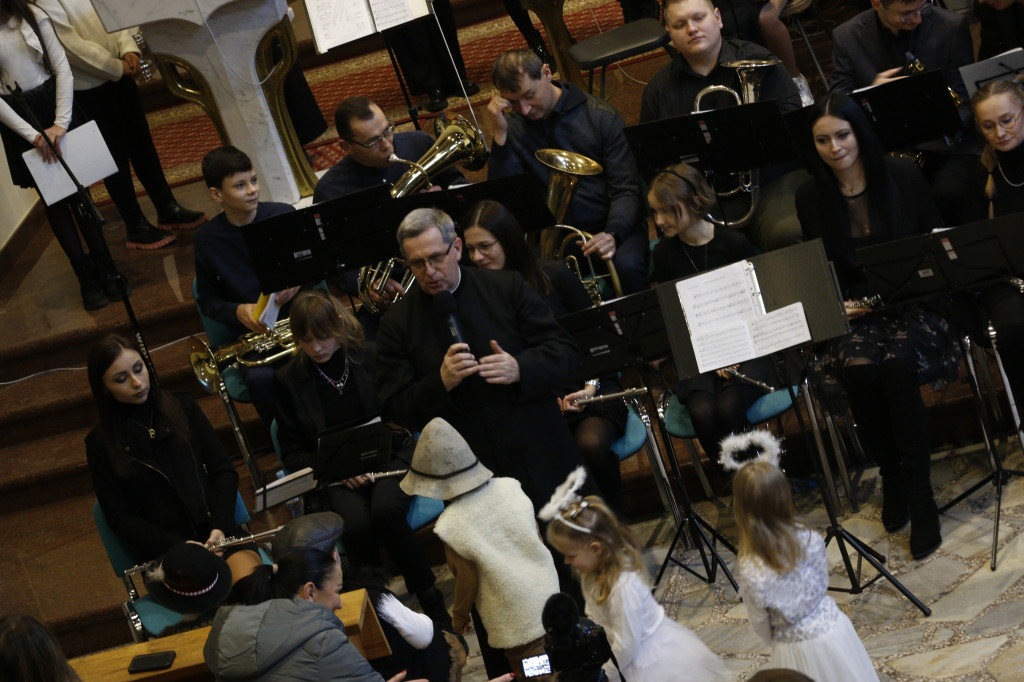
[460,199,627,509]
[0,0,121,309]
[85,334,245,561]
[796,92,957,560]
[969,80,1024,409]
[0,615,81,682]
[274,290,448,628]
[647,163,767,484]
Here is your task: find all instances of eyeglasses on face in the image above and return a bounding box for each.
[891,0,934,24]
[978,109,1024,134]
[406,241,454,272]
[348,122,396,150]
[465,240,497,257]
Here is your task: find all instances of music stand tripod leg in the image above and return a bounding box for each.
[803,380,931,615]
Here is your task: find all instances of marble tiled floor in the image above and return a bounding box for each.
[406,440,1024,681]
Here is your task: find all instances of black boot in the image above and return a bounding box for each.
[125,219,176,250]
[92,254,131,302]
[156,201,207,230]
[880,471,910,532]
[909,493,941,560]
[417,586,453,633]
[70,257,110,310]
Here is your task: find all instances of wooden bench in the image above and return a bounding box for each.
[69,589,389,682]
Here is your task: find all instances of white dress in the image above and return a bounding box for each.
[738,528,879,681]
[585,570,730,682]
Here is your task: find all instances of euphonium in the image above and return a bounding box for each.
[692,58,779,230]
[357,113,489,313]
[187,319,296,393]
[535,148,624,302]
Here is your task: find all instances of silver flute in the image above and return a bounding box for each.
[212,525,284,550]
[722,367,774,393]
[325,469,409,488]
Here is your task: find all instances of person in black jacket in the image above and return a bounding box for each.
[795,93,959,560]
[85,334,244,561]
[460,199,627,509]
[273,290,448,629]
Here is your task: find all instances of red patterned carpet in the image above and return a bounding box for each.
[91,0,632,203]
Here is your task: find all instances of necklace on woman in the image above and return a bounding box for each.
[682,240,709,273]
[316,355,350,395]
[996,157,1024,188]
[128,416,156,439]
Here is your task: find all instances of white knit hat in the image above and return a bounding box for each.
[400,418,492,500]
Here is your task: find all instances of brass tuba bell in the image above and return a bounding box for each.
[357,113,489,314]
[535,149,624,303]
[691,58,780,230]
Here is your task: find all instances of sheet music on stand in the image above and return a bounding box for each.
[960,48,1024,98]
[674,261,811,373]
[303,0,429,53]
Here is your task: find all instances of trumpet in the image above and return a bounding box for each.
[187,319,297,393]
[692,59,779,230]
[357,113,488,313]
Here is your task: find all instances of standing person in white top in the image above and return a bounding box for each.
[34,0,207,249]
[728,435,878,681]
[0,0,117,310]
[543,468,730,682]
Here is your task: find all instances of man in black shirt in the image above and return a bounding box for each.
[641,0,804,250]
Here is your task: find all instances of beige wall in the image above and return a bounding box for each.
[0,152,38,251]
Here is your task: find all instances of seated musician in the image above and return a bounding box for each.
[829,0,986,224]
[312,96,466,204]
[648,164,771,490]
[192,146,301,425]
[85,335,252,562]
[796,93,958,560]
[272,290,450,630]
[641,0,805,251]
[460,199,627,509]
[485,49,650,294]
[968,81,1024,419]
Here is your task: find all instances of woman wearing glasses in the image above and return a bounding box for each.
[460,200,627,509]
[969,80,1024,434]
[273,290,451,631]
[796,93,957,560]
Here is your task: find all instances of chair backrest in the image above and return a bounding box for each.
[191,278,240,349]
[93,500,145,578]
[611,404,649,460]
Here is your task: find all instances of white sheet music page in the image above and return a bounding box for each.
[676,262,761,372]
[303,0,377,53]
[750,302,811,356]
[369,0,429,32]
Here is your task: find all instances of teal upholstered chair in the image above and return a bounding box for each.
[93,493,251,641]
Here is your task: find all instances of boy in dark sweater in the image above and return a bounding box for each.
[193,146,300,425]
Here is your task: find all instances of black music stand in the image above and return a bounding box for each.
[659,240,931,614]
[559,288,742,590]
[863,217,1024,571]
[851,70,962,151]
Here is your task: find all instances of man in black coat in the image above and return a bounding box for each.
[375,207,584,509]
[641,0,805,251]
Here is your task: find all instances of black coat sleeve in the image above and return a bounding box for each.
[274,369,319,473]
[179,394,239,534]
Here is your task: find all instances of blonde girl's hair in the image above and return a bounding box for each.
[545,496,643,604]
[732,461,806,573]
[288,289,365,357]
[647,163,717,230]
[971,79,1024,210]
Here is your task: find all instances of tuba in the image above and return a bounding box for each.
[357,113,489,314]
[535,149,624,304]
[187,319,297,393]
[692,58,779,230]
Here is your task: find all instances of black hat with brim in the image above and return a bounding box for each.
[144,542,233,615]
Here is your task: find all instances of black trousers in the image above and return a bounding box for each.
[987,283,1024,410]
[75,77,176,224]
[386,0,468,95]
[327,476,436,594]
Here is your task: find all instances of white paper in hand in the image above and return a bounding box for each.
[21,120,117,206]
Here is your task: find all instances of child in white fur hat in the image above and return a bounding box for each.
[401,417,559,679]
